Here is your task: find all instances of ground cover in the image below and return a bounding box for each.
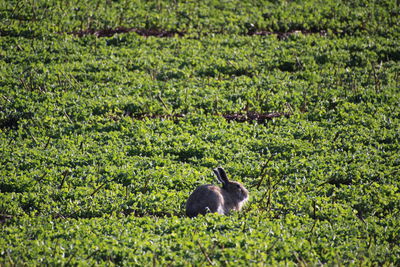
[1,0,399,265]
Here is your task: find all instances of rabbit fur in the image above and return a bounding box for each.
[186,167,249,218]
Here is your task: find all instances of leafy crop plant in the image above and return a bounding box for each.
[1,0,399,265]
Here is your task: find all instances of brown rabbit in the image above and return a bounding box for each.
[186,167,249,218]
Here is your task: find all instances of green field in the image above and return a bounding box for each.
[1,0,399,265]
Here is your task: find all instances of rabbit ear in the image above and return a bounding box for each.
[213,168,224,184]
[217,167,229,182]
[216,167,230,184]
[213,168,225,185]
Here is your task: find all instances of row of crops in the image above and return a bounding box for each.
[1,0,399,265]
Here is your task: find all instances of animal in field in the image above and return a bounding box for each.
[186,167,249,218]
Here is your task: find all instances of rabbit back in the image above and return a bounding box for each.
[185,185,226,217]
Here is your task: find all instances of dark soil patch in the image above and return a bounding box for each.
[67,26,330,38]
[123,112,290,123]
[248,29,329,40]
[0,116,20,129]
[222,111,291,123]
[0,214,13,224]
[123,112,186,120]
[68,27,184,38]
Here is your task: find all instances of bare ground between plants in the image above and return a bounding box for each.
[67,26,329,38]
[122,111,291,123]
[1,112,291,130]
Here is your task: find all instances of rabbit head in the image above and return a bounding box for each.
[213,167,249,208]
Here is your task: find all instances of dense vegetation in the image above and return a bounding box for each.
[1,0,399,265]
